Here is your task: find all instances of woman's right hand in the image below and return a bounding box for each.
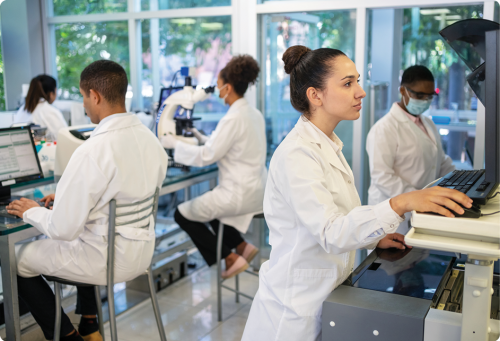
[41,193,56,208]
[390,187,473,218]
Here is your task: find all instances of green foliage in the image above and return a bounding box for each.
[55,21,130,99]
[318,11,356,59]
[53,0,127,16]
[402,6,483,109]
[159,16,231,60]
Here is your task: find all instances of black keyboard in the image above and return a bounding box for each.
[434,169,499,205]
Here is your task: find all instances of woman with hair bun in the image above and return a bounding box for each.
[161,55,267,278]
[242,46,472,340]
[15,74,68,140]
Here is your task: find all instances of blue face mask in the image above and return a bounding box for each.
[404,88,432,116]
[214,84,228,101]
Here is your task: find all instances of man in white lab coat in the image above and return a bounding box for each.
[366,65,455,233]
[7,61,168,341]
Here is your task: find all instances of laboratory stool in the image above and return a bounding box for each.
[216,213,265,322]
[44,188,167,341]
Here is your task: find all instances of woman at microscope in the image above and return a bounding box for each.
[14,74,68,140]
[161,55,267,279]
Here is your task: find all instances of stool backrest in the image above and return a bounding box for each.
[107,188,160,285]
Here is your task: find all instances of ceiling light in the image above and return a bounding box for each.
[200,22,223,30]
[171,18,196,25]
[420,9,451,15]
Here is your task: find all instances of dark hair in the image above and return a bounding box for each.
[219,55,260,97]
[80,60,128,105]
[25,75,57,113]
[283,46,346,118]
[401,65,435,87]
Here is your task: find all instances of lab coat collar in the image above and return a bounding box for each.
[389,102,412,123]
[226,98,248,115]
[91,113,142,138]
[294,117,350,176]
[390,103,437,145]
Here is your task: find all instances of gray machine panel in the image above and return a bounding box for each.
[322,285,431,341]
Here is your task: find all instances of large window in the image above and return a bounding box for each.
[55,21,130,100]
[366,5,484,172]
[0,23,5,111]
[52,0,128,16]
[141,16,231,134]
[260,10,356,164]
[402,6,483,170]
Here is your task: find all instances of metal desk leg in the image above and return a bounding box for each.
[0,235,22,341]
[184,187,190,202]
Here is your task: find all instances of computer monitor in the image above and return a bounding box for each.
[440,19,500,185]
[0,126,43,205]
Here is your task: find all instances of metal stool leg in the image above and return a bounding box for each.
[94,286,105,341]
[107,284,118,341]
[147,266,167,341]
[54,283,62,341]
[216,221,224,322]
[251,218,262,271]
[235,274,240,303]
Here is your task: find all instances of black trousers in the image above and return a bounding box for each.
[17,275,97,340]
[174,208,244,266]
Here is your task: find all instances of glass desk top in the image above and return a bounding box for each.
[344,248,454,300]
[0,165,217,236]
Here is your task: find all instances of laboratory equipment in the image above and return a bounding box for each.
[0,126,43,206]
[432,19,500,205]
[155,67,215,146]
[54,125,96,180]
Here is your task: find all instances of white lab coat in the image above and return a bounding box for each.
[366,103,455,232]
[15,99,68,140]
[16,113,168,285]
[173,98,267,233]
[242,117,404,341]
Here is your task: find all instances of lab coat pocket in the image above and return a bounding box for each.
[290,268,338,317]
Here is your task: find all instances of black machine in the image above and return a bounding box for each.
[433,19,500,205]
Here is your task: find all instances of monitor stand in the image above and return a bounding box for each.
[0,186,22,206]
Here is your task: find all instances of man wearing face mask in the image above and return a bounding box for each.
[161,55,267,278]
[366,65,455,233]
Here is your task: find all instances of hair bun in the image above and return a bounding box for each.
[283,45,311,74]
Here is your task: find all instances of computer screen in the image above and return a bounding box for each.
[0,127,43,185]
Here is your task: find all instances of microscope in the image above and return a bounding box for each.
[156,67,215,145]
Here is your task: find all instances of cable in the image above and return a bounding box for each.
[481,211,500,216]
[488,192,499,200]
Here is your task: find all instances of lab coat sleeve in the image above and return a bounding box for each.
[280,146,404,255]
[173,117,238,167]
[366,123,417,198]
[23,148,108,241]
[44,107,68,140]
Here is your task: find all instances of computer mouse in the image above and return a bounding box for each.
[451,204,482,219]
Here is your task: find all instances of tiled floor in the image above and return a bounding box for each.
[102,266,259,341]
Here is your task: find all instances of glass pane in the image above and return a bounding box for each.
[402,6,483,170]
[52,0,127,16]
[142,16,231,135]
[141,0,230,11]
[0,22,5,111]
[55,22,130,100]
[260,10,357,165]
[495,2,500,23]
